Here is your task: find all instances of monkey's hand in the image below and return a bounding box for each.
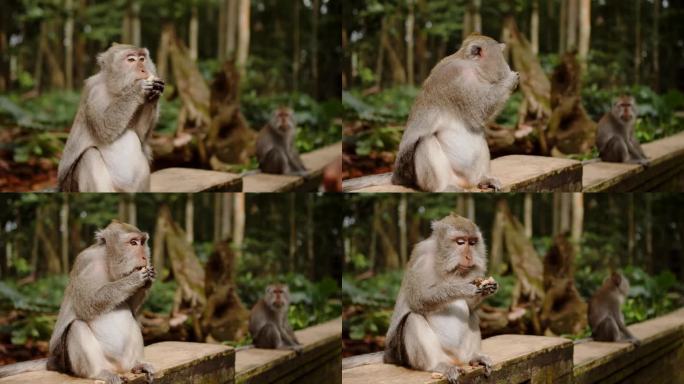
[143,77,165,102]
[126,267,152,290]
[142,265,156,288]
[132,361,156,383]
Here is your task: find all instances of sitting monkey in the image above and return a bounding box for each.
[596,95,649,166]
[588,272,640,346]
[0,221,156,383]
[256,107,307,175]
[249,284,303,353]
[384,214,498,383]
[58,43,164,192]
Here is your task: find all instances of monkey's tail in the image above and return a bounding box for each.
[342,172,393,192]
[341,351,384,370]
[0,358,47,378]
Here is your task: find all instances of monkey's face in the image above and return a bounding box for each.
[98,221,150,280]
[612,97,636,124]
[122,49,152,81]
[270,108,295,135]
[432,214,487,276]
[265,284,290,309]
[99,44,158,92]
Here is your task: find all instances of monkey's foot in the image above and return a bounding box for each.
[628,338,642,347]
[477,176,502,192]
[95,370,126,384]
[132,361,156,383]
[434,363,465,384]
[291,344,304,355]
[469,353,493,377]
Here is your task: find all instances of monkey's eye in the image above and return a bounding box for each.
[470,45,482,58]
[130,239,139,246]
[454,238,466,245]
[468,239,478,246]
[127,57,136,62]
[139,56,145,62]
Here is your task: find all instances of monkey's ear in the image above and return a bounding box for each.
[95,228,108,245]
[469,45,482,58]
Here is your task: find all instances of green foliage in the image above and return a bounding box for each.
[143,279,177,314]
[237,273,341,330]
[494,92,523,127]
[342,272,402,340]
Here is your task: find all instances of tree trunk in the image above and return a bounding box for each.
[185,194,194,243]
[218,0,226,60]
[370,201,378,272]
[578,0,590,70]
[465,195,475,221]
[310,0,320,97]
[64,0,74,90]
[405,0,414,86]
[635,0,641,84]
[645,194,653,273]
[306,193,314,279]
[189,5,199,61]
[157,23,173,80]
[524,193,533,238]
[213,194,221,243]
[289,194,296,271]
[226,0,238,59]
[559,0,567,53]
[236,0,250,70]
[490,199,506,275]
[232,193,245,261]
[60,196,69,274]
[652,0,660,91]
[398,194,407,266]
[292,0,300,91]
[531,0,539,54]
[566,0,578,50]
[374,17,387,88]
[221,193,232,241]
[571,193,583,254]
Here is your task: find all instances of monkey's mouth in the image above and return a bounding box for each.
[451,265,474,276]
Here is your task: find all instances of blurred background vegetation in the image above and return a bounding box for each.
[0,193,342,364]
[342,0,684,178]
[0,0,342,191]
[341,193,684,356]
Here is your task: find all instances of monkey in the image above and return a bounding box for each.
[341,34,518,192]
[58,43,165,192]
[0,221,156,383]
[384,213,498,384]
[596,96,649,166]
[249,284,303,353]
[588,272,640,346]
[256,107,307,175]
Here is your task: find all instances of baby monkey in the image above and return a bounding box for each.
[249,284,303,353]
[588,272,640,346]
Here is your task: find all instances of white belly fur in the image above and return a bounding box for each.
[437,121,490,185]
[99,130,150,191]
[88,305,143,371]
[426,299,481,363]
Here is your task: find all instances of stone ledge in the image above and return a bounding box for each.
[344,155,582,193]
[236,317,342,384]
[243,142,341,192]
[583,131,684,191]
[151,168,242,192]
[573,307,684,384]
[0,342,234,384]
[342,334,573,384]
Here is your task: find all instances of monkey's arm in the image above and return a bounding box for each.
[72,268,149,320]
[281,322,301,346]
[627,137,648,160]
[85,82,145,144]
[406,273,479,314]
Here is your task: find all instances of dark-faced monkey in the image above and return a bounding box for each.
[384,214,498,383]
[249,284,303,353]
[596,96,649,166]
[256,107,307,175]
[0,221,156,383]
[588,272,640,346]
[58,43,165,192]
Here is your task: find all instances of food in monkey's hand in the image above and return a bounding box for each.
[473,276,498,296]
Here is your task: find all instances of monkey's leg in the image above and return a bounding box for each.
[616,320,641,346]
[254,324,282,349]
[403,314,463,384]
[132,361,156,383]
[593,317,620,342]
[469,352,493,377]
[414,136,462,192]
[260,149,287,174]
[67,320,122,384]
[76,148,116,192]
[600,137,630,163]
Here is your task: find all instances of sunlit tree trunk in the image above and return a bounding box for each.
[64,0,74,90]
[524,193,533,238]
[571,193,583,254]
[490,199,506,274]
[635,0,641,84]
[559,0,567,53]
[566,0,578,50]
[60,195,69,273]
[465,195,475,221]
[157,23,173,80]
[118,194,136,226]
[236,0,250,70]
[232,193,245,261]
[531,0,539,54]
[189,5,199,61]
[374,17,386,88]
[221,193,232,240]
[289,194,296,271]
[578,0,590,70]
[185,194,194,243]
[122,1,141,46]
[213,194,221,243]
[398,195,407,266]
[406,0,414,86]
